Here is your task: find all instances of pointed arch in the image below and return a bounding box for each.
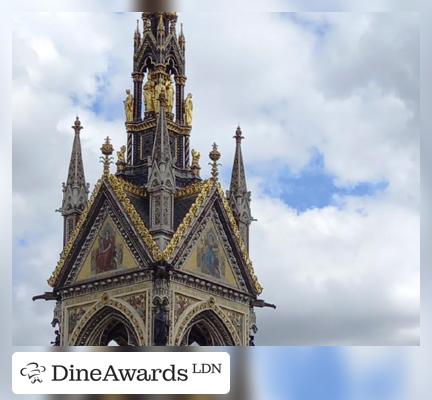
[174,298,241,346]
[69,297,147,346]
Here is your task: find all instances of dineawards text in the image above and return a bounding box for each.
[52,364,189,382]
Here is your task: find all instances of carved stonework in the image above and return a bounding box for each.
[122,291,147,322]
[222,307,244,340]
[68,304,90,335]
[52,300,62,328]
[42,13,267,349]
[69,296,147,346]
[162,195,170,226]
[174,298,242,346]
[153,297,169,345]
[153,195,162,226]
[174,293,198,324]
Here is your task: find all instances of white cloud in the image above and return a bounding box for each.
[252,189,419,344]
[12,12,419,345]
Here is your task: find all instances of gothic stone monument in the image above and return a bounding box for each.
[34,12,275,346]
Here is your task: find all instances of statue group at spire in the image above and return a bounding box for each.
[127,73,190,122]
[153,75,174,114]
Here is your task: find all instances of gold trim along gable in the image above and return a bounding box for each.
[48,178,103,287]
[47,175,160,288]
[48,175,262,294]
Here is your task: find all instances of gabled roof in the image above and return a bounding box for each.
[48,175,161,287]
[164,179,263,295]
[48,175,262,294]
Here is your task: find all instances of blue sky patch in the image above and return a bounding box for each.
[251,152,388,212]
[17,237,29,247]
[255,348,405,400]
[285,13,331,37]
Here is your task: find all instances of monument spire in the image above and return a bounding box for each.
[228,126,253,250]
[147,93,175,249]
[58,116,89,246]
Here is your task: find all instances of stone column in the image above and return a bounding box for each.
[132,72,144,121]
[175,75,186,124]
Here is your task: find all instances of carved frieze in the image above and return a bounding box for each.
[67,304,91,335]
[174,293,199,324]
[122,291,147,322]
[222,307,244,341]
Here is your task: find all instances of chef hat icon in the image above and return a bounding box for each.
[20,362,46,384]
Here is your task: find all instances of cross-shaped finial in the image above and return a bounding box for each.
[209,142,221,180]
[100,136,114,177]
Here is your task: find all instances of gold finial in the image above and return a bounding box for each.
[209,143,221,180]
[191,149,201,177]
[100,136,114,177]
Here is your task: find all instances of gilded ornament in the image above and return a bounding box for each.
[117,176,146,197]
[184,93,193,126]
[154,78,166,113]
[175,181,203,198]
[100,137,114,177]
[125,119,190,136]
[165,78,174,114]
[108,175,162,260]
[209,143,221,180]
[190,149,201,177]
[123,89,134,122]
[191,149,200,167]
[143,77,155,113]
[48,179,103,286]
[116,145,126,171]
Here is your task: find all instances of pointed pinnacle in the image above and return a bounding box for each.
[234,125,244,143]
[158,14,164,32]
[72,116,83,134]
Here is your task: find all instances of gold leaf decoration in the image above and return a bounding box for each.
[48,174,262,294]
[47,179,104,287]
[175,181,204,199]
[108,175,162,261]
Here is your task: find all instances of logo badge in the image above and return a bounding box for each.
[20,362,46,384]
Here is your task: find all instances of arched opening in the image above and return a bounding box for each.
[74,306,140,346]
[179,310,235,346]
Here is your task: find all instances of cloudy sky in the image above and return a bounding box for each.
[12,11,419,345]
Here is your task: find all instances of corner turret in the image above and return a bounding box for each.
[58,117,89,246]
[227,126,253,250]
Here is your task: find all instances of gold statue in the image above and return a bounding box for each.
[143,77,155,113]
[191,149,201,177]
[123,89,134,122]
[191,149,200,167]
[165,78,174,113]
[154,78,166,113]
[117,145,126,163]
[184,93,193,126]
